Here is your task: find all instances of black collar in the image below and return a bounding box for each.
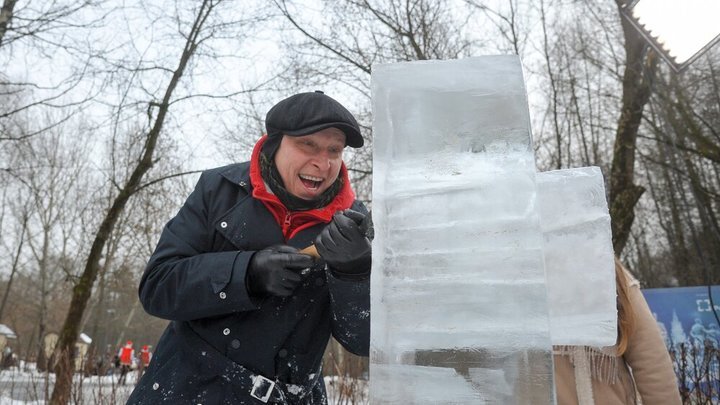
[218,162,252,192]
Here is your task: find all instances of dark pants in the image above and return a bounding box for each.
[119,365,131,385]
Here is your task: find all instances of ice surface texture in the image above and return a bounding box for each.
[370,56,555,404]
[537,167,617,346]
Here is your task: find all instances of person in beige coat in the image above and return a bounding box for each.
[553,259,682,404]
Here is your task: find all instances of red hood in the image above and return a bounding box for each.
[249,135,355,240]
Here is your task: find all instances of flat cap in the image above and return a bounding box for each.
[265,91,363,148]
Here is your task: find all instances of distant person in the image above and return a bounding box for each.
[553,258,681,404]
[128,91,371,404]
[112,352,120,370]
[138,345,152,378]
[1,346,13,369]
[117,340,134,385]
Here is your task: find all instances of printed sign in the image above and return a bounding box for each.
[643,286,720,399]
[643,286,720,347]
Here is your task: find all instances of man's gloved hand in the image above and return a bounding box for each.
[246,245,315,297]
[315,209,372,279]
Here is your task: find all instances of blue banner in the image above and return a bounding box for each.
[642,286,720,347]
[642,285,720,399]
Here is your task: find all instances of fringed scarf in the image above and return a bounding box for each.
[553,345,621,404]
[552,277,640,405]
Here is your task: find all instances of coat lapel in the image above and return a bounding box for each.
[215,164,284,250]
[216,196,284,251]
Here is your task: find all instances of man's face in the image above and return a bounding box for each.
[274,128,346,200]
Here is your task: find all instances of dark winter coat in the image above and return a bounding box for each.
[127,162,370,404]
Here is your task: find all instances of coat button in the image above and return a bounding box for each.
[219,292,227,299]
[231,339,241,349]
[239,181,246,187]
[278,349,288,358]
[220,221,228,228]
[152,382,159,390]
[223,328,230,336]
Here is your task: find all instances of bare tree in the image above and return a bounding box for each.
[0,1,101,143]
[645,70,720,285]
[0,119,90,371]
[0,0,94,49]
[0,0,18,47]
[83,135,192,369]
[607,0,658,254]
[49,1,226,402]
[0,199,28,321]
[466,0,528,55]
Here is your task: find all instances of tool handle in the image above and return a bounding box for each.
[299,244,321,258]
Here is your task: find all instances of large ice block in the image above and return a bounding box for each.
[371,56,555,404]
[537,167,617,346]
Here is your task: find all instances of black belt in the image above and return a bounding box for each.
[175,321,321,404]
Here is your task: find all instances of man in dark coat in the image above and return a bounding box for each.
[128,91,371,404]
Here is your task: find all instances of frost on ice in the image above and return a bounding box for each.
[538,167,617,347]
[370,56,616,404]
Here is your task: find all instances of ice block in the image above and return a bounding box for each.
[537,167,617,347]
[371,56,555,404]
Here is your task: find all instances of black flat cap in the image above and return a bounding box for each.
[265,91,363,148]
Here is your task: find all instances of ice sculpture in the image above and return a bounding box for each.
[371,56,555,404]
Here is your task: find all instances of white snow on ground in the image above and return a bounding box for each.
[0,365,136,404]
[1,366,368,404]
[0,396,43,405]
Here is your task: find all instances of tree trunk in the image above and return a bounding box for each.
[0,213,26,321]
[35,226,50,372]
[658,146,692,284]
[539,0,563,169]
[0,0,17,47]
[609,0,657,254]
[49,2,217,403]
[87,261,108,371]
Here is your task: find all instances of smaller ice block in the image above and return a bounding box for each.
[537,166,617,346]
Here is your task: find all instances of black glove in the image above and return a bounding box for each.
[246,245,315,297]
[315,209,372,279]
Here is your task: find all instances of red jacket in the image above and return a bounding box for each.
[140,347,152,367]
[119,345,134,366]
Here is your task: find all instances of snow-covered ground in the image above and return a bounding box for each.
[0,363,136,404]
[0,364,367,404]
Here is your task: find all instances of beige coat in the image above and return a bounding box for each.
[553,276,682,405]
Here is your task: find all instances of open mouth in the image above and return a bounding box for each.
[299,174,323,190]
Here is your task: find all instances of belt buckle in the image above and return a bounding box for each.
[250,375,276,403]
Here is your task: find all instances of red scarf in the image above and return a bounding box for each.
[249,135,355,240]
